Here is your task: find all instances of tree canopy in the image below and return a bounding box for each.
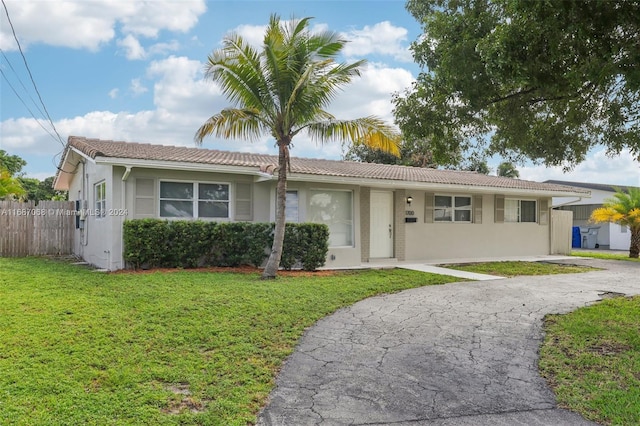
[497,161,519,178]
[394,0,640,168]
[344,138,437,168]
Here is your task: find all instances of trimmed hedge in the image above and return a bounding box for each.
[123,219,329,271]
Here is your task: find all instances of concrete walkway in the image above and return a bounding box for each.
[258,258,640,425]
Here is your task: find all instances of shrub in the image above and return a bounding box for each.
[123,219,329,271]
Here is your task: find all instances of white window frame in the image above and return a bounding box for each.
[94,181,106,219]
[159,180,231,220]
[505,198,537,223]
[308,188,354,248]
[434,195,472,223]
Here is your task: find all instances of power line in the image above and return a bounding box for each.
[1,47,47,119]
[0,67,58,139]
[1,0,66,148]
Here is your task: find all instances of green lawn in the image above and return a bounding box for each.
[540,296,640,425]
[0,257,460,426]
[441,260,596,277]
[571,251,640,262]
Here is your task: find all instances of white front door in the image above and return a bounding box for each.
[370,190,394,258]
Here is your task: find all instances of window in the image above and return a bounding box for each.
[505,199,536,223]
[308,189,353,247]
[434,195,472,222]
[94,181,106,218]
[160,181,229,219]
[286,190,299,223]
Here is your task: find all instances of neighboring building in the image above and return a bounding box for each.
[546,180,636,251]
[54,136,589,271]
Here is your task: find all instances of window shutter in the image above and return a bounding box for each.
[134,178,155,218]
[538,199,549,225]
[234,182,252,221]
[473,195,483,224]
[494,195,504,223]
[424,192,434,223]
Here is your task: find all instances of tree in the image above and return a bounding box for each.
[497,161,519,178]
[0,168,25,199]
[394,0,640,168]
[590,188,640,258]
[344,137,437,168]
[0,150,26,199]
[464,158,490,175]
[18,176,68,202]
[0,150,27,176]
[195,15,400,279]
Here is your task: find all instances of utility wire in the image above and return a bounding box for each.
[1,0,66,148]
[0,67,58,140]
[1,47,47,119]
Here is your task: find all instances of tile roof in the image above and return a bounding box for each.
[544,180,638,193]
[64,136,590,194]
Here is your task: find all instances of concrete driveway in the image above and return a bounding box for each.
[258,259,640,425]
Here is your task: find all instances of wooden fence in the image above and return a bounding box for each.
[550,209,574,255]
[0,200,75,257]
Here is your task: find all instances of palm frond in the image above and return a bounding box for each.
[205,34,276,119]
[195,108,265,143]
[303,116,401,156]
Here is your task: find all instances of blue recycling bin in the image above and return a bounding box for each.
[572,226,581,248]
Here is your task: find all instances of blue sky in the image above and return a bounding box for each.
[1,0,638,187]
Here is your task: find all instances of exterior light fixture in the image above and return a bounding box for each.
[406,196,413,204]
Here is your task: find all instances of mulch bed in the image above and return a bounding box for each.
[110,265,338,277]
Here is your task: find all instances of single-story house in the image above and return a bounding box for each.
[54,136,589,271]
[546,180,636,251]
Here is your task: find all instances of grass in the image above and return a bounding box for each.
[0,257,461,426]
[571,251,640,262]
[440,260,596,277]
[539,296,640,425]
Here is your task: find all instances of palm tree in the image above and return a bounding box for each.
[590,188,640,258]
[497,161,520,178]
[195,15,400,278]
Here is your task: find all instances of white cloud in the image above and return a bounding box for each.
[2,54,415,176]
[518,148,640,187]
[117,34,146,60]
[342,21,412,62]
[129,78,148,96]
[229,23,267,49]
[0,0,206,51]
[108,88,119,99]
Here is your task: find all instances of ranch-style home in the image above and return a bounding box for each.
[54,136,589,271]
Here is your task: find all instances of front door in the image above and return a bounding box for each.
[370,190,394,258]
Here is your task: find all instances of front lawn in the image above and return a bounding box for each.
[540,296,640,425]
[571,251,640,262]
[0,257,459,426]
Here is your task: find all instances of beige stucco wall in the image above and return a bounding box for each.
[402,192,551,262]
[66,160,555,270]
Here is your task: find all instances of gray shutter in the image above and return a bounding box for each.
[134,178,155,218]
[538,198,549,225]
[473,195,483,224]
[424,192,434,223]
[494,195,504,223]
[234,182,252,221]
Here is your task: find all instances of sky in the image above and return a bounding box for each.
[1,0,638,187]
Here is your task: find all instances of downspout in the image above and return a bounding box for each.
[120,166,132,270]
[81,160,89,248]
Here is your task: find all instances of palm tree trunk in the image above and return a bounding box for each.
[630,227,640,259]
[261,143,288,279]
